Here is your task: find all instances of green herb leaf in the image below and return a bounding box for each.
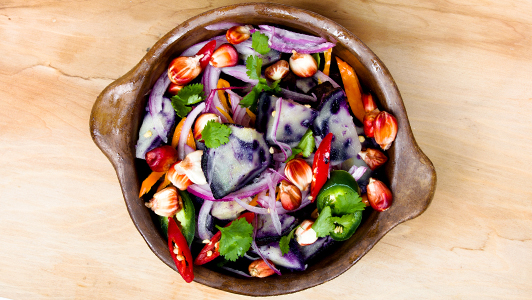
[240,89,258,108]
[331,214,356,229]
[312,53,321,70]
[312,206,335,237]
[285,129,315,163]
[171,98,192,118]
[279,226,299,255]
[251,32,270,55]
[246,55,262,80]
[171,83,205,118]
[202,120,232,148]
[177,83,205,105]
[328,191,365,215]
[216,218,254,262]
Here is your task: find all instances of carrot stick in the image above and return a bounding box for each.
[323,48,332,76]
[336,57,365,122]
[171,117,196,150]
[217,79,231,114]
[156,174,171,192]
[139,171,165,197]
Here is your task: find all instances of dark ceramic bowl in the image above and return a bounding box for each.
[90,2,436,296]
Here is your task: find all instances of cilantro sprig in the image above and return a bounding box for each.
[279,226,300,255]
[251,31,270,55]
[285,129,315,162]
[239,33,280,111]
[170,83,205,118]
[201,120,231,148]
[216,218,254,262]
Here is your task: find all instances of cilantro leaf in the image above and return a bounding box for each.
[171,98,192,118]
[331,214,357,229]
[285,148,303,163]
[240,89,258,109]
[324,191,365,215]
[312,53,321,70]
[251,32,270,55]
[246,55,262,80]
[279,226,299,255]
[177,83,205,105]
[171,83,205,118]
[285,129,315,163]
[202,120,232,148]
[312,206,335,237]
[216,218,254,262]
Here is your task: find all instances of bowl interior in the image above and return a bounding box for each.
[90,2,436,296]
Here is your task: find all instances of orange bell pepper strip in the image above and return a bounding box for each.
[139,171,165,197]
[171,117,195,150]
[336,57,365,122]
[323,48,332,76]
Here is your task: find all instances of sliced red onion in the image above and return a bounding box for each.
[226,90,249,126]
[184,144,195,156]
[252,215,282,275]
[234,198,270,214]
[279,88,317,104]
[314,70,340,88]
[204,22,242,31]
[197,200,214,240]
[259,25,329,44]
[179,35,227,57]
[148,73,171,142]
[178,102,205,160]
[233,40,256,57]
[221,65,258,84]
[258,25,335,54]
[202,89,229,123]
[202,64,225,114]
[221,266,252,278]
[348,165,369,181]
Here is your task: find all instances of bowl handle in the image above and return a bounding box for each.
[90,79,140,168]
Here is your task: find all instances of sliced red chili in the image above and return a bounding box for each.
[310,132,333,201]
[196,40,217,69]
[168,216,194,283]
[194,211,255,265]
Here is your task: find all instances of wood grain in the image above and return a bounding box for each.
[0,0,531,299]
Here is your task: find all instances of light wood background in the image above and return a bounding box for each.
[1,0,531,299]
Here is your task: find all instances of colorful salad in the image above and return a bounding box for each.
[136,23,398,282]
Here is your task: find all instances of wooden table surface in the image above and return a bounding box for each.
[1,0,531,299]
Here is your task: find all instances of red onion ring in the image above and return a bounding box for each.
[178,102,205,160]
[197,200,214,240]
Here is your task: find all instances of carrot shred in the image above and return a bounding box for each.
[248,194,259,207]
[217,107,235,123]
[156,174,171,192]
[246,108,256,124]
[323,48,332,76]
[336,57,365,122]
[139,171,165,197]
[217,79,232,114]
[171,117,196,150]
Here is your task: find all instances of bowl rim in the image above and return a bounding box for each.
[90,2,436,296]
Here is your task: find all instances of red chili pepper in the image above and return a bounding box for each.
[167,216,194,283]
[196,40,217,69]
[194,212,255,265]
[310,133,333,201]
